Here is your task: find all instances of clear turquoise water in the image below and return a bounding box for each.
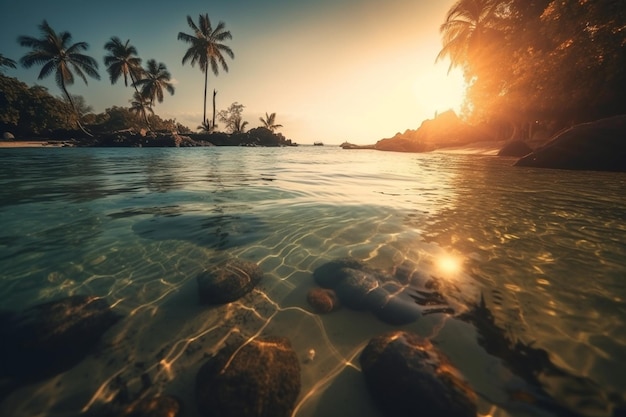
[0,146,624,416]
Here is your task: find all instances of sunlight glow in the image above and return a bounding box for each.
[436,254,463,276]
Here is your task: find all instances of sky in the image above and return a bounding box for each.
[0,0,465,144]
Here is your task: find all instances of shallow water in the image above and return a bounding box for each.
[0,146,624,416]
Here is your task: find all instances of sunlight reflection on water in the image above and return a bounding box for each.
[0,147,625,417]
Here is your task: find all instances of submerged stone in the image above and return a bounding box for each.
[360,331,477,417]
[197,258,264,305]
[312,258,454,325]
[0,295,122,383]
[195,336,301,417]
[306,288,341,313]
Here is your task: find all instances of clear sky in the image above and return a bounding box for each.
[0,0,465,144]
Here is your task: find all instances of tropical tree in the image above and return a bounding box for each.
[0,54,17,73]
[259,112,283,132]
[178,14,234,129]
[129,91,154,128]
[436,0,499,73]
[17,20,100,135]
[103,37,154,128]
[134,59,175,108]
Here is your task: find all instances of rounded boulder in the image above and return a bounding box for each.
[197,258,263,305]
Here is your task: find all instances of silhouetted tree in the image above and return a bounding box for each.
[178,14,234,130]
[0,54,17,73]
[259,112,283,132]
[18,20,100,135]
[134,59,174,108]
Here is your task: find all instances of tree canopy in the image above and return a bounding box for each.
[440,0,626,138]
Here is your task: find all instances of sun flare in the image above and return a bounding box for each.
[436,254,463,276]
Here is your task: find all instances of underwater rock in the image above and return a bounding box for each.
[313,258,454,325]
[121,394,182,417]
[306,288,341,313]
[197,258,263,305]
[0,295,122,383]
[360,331,477,417]
[195,336,301,417]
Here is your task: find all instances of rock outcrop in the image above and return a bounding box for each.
[197,258,264,305]
[360,331,477,417]
[196,336,301,417]
[497,139,532,157]
[373,111,489,153]
[515,115,626,172]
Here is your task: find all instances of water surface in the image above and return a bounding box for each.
[0,146,624,416]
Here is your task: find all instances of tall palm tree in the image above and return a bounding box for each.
[436,0,498,72]
[0,54,17,73]
[178,14,234,129]
[259,112,283,132]
[134,59,175,107]
[104,37,149,127]
[18,20,100,135]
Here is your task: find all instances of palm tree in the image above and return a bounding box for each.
[178,14,234,129]
[129,91,154,129]
[436,0,498,72]
[259,112,283,132]
[134,59,175,108]
[18,20,100,135]
[104,37,150,128]
[0,54,17,73]
[232,117,248,134]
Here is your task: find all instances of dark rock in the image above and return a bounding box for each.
[498,140,532,157]
[196,336,301,417]
[197,258,263,305]
[0,295,122,383]
[2,132,15,141]
[360,331,477,417]
[312,257,374,288]
[515,115,626,172]
[306,288,341,313]
[312,258,454,325]
[122,395,182,417]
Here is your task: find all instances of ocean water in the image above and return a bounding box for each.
[0,146,624,417]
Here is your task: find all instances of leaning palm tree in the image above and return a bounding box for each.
[436,0,498,72]
[178,14,234,129]
[18,20,100,135]
[259,112,283,132]
[104,37,149,127]
[0,54,17,73]
[134,59,175,108]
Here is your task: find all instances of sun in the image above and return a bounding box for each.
[436,253,463,276]
[412,64,466,118]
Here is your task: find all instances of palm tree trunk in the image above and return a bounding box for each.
[212,89,217,130]
[203,62,208,127]
[61,81,92,137]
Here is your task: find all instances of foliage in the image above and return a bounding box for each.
[217,102,248,133]
[178,14,234,127]
[134,59,175,106]
[0,75,190,136]
[0,75,74,135]
[439,0,626,138]
[0,54,17,73]
[259,112,283,132]
[18,20,100,135]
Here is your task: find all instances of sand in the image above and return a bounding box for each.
[0,140,67,148]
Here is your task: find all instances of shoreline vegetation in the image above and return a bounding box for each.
[2,1,625,171]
